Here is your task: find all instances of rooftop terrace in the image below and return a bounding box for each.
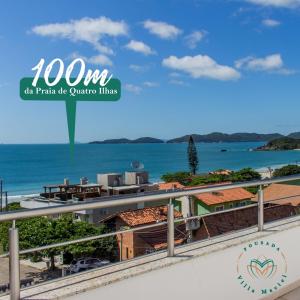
[2,175,300,300]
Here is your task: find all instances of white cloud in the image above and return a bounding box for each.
[162,55,240,81]
[69,52,113,66]
[143,81,159,87]
[235,53,295,74]
[184,30,207,49]
[31,17,128,54]
[235,54,283,71]
[143,20,182,40]
[246,0,300,8]
[129,64,149,72]
[262,19,281,27]
[125,84,142,94]
[125,40,155,55]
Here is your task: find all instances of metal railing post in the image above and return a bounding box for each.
[9,221,20,300]
[167,203,174,257]
[0,178,3,212]
[258,185,264,232]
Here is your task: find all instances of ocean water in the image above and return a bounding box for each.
[1,142,300,197]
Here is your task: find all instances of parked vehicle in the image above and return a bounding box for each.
[69,258,110,273]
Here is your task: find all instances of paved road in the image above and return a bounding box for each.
[0,258,40,285]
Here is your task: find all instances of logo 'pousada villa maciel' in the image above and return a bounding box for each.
[237,240,287,296]
[20,58,121,152]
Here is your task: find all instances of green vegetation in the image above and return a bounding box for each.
[161,168,261,188]
[6,202,22,211]
[188,168,261,186]
[0,214,116,270]
[256,137,300,151]
[161,171,191,185]
[0,202,22,254]
[229,168,261,182]
[187,136,198,175]
[273,164,300,177]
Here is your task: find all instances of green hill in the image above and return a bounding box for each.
[89,137,164,144]
[167,132,283,143]
[255,137,300,151]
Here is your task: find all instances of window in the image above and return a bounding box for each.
[215,205,224,212]
[229,204,234,209]
[240,201,247,207]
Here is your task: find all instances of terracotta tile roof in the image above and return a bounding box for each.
[193,187,254,206]
[116,205,182,227]
[197,204,297,239]
[253,183,300,206]
[158,182,184,190]
[135,223,187,250]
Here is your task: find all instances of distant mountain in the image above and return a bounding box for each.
[130,137,164,144]
[88,132,298,144]
[89,137,164,144]
[255,137,300,151]
[287,132,300,139]
[167,132,284,143]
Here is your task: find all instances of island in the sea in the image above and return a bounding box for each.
[89,132,300,144]
[255,137,300,151]
[89,137,164,144]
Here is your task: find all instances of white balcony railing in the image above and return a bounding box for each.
[1,174,300,300]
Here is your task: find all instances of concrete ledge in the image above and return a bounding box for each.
[1,217,300,300]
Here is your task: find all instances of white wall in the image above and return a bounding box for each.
[70,223,300,300]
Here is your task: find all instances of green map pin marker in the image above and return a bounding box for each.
[20,77,121,155]
[66,100,76,155]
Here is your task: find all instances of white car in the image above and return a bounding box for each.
[69,258,110,273]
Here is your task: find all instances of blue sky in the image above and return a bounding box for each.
[1,0,300,143]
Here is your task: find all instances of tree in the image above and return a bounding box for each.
[161,172,191,185]
[160,168,261,187]
[229,168,261,182]
[273,165,300,177]
[187,135,199,175]
[188,173,227,186]
[0,215,117,270]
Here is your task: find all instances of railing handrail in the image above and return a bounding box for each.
[1,174,300,222]
[2,174,300,300]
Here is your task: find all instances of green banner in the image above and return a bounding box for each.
[20,77,121,101]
